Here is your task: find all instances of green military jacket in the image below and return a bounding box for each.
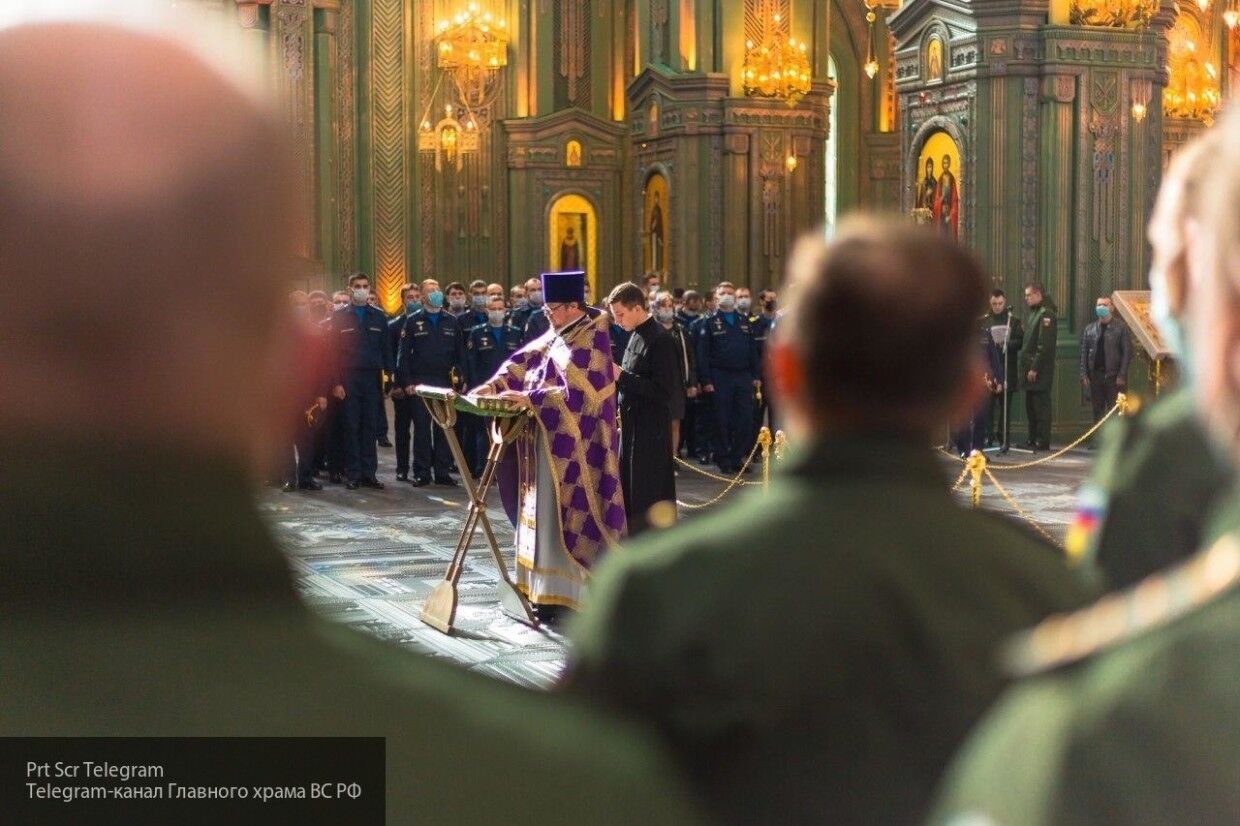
[1077,386,1235,589]
[564,436,1092,824]
[931,493,1240,826]
[1020,303,1057,391]
[0,438,701,826]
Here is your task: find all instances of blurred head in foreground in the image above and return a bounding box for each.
[768,214,988,442]
[0,1,301,473]
[1187,107,1240,465]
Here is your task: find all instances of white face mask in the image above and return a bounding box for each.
[528,290,544,307]
[449,296,466,311]
[351,287,369,305]
[736,297,752,312]
[333,301,348,311]
[717,294,736,312]
[655,308,675,323]
[488,309,507,326]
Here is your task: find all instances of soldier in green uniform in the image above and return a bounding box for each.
[1020,283,1057,451]
[0,18,699,824]
[1068,132,1235,590]
[563,217,1092,824]
[931,110,1240,826]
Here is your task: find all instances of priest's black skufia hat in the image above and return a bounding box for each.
[541,270,587,304]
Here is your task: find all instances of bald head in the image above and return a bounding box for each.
[772,215,988,435]
[0,21,300,464]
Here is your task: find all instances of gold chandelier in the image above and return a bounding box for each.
[742,8,811,103]
[1164,13,1222,124]
[435,3,509,106]
[1068,0,1156,28]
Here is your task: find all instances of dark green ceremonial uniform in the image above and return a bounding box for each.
[564,436,1092,825]
[0,439,701,826]
[1021,302,1057,449]
[931,493,1240,826]
[1078,386,1235,589]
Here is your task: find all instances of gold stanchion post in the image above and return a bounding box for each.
[966,450,987,508]
[758,427,773,489]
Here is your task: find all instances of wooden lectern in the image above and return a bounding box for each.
[413,386,538,634]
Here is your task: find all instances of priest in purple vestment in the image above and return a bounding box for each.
[470,270,627,623]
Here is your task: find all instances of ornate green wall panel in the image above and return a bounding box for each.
[367,0,410,307]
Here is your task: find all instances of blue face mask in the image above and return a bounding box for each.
[1150,267,1189,367]
[427,290,445,309]
[1095,305,1110,319]
[406,300,422,314]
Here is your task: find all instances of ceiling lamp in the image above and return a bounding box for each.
[435,3,509,107]
[742,6,812,103]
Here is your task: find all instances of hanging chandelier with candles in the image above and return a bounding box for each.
[1068,0,1156,28]
[434,3,509,107]
[1164,11,1222,124]
[741,5,812,103]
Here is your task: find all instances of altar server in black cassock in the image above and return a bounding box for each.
[607,282,678,536]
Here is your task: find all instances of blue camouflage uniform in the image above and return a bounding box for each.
[696,310,759,473]
[330,303,395,484]
[395,309,467,482]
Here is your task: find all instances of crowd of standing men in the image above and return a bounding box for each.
[286,262,1133,493]
[281,269,784,494]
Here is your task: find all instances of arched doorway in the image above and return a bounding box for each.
[547,193,598,302]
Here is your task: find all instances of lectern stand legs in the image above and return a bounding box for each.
[417,396,537,634]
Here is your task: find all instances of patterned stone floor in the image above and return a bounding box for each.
[261,429,1091,690]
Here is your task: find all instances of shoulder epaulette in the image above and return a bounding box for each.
[1002,535,1240,678]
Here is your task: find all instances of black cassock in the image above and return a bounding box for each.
[617,316,679,536]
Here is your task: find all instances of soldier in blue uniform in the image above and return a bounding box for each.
[467,294,524,387]
[319,289,351,482]
[388,282,423,483]
[466,295,525,467]
[675,290,708,461]
[443,281,484,472]
[524,280,551,342]
[329,272,395,490]
[738,286,773,449]
[396,286,465,487]
[513,277,545,341]
[468,279,490,323]
[696,281,760,474]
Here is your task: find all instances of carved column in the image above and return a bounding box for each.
[271,0,317,266]
[1039,73,1076,311]
[334,0,358,274]
[314,7,340,278]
